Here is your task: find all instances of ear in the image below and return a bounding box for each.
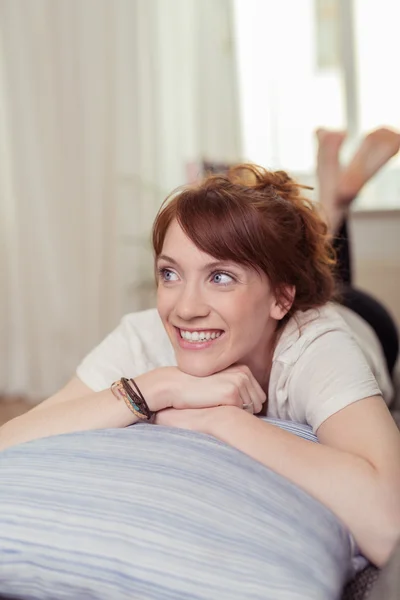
[270,285,296,320]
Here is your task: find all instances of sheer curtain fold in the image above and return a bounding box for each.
[0,0,241,401]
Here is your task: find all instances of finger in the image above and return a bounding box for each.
[223,365,262,413]
[238,374,262,414]
[242,401,255,415]
[236,373,253,409]
[233,366,266,414]
[249,376,266,414]
[248,379,266,414]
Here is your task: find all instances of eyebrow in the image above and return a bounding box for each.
[157,254,239,271]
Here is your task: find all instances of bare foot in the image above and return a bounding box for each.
[316,128,347,234]
[339,127,400,203]
[316,128,347,158]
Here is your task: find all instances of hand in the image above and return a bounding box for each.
[154,406,218,433]
[154,404,243,436]
[148,364,266,413]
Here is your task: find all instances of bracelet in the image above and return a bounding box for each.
[129,378,154,418]
[120,378,153,420]
[111,378,155,422]
[111,380,148,421]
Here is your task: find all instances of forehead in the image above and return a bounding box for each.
[161,220,216,263]
[162,219,193,247]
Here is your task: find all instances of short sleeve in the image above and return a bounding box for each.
[287,329,382,433]
[76,315,143,392]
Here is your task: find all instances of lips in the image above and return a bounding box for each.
[173,326,225,349]
[179,329,223,342]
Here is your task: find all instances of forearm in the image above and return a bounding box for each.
[209,407,399,566]
[0,370,171,452]
[0,388,139,451]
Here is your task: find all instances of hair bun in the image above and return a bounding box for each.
[229,164,311,198]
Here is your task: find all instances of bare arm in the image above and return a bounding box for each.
[31,376,97,411]
[206,396,400,567]
[0,387,138,451]
[0,370,170,451]
[0,365,259,451]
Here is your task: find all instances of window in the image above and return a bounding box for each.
[234,0,400,208]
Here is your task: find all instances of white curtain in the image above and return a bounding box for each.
[0,0,241,402]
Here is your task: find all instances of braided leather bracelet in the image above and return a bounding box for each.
[111,380,148,421]
[121,378,154,419]
[111,377,154,422]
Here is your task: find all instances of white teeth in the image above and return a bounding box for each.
[180,329,223,342]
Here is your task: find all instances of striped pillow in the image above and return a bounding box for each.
[0,419,354,599]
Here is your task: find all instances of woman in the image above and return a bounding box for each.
[1,163,399,569]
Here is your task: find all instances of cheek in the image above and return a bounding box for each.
[229,298,272,340]
[231,296,269,325]
[156,287,171,319]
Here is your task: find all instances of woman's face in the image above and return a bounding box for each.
[156,220,287,379]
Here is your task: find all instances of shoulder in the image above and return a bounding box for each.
[120,308,168,340]
[273,302,393,404]
[76,308,175,391]
[113,308,174,365]
[273,303,352,366]
[268,303,381,430]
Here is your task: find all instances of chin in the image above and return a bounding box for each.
[176,357,223,378]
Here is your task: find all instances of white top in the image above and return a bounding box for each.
[77,303,393,433]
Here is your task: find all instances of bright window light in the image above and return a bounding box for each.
[234,0,345,173]
[234,0,400,188]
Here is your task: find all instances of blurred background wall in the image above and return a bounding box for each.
[0,0,399,402]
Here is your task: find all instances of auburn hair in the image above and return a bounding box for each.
[152,164,336,323]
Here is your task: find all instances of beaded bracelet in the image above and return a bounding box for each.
[111,380,148,421]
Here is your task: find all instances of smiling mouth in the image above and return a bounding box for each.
[175,327,224,343]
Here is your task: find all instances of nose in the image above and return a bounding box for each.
[174,282,210,322]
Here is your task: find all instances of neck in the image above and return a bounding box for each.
[245,321,281,397]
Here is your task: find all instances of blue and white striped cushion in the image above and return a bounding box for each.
[0,419,354,599]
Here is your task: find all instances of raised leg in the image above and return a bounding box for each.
[338,127,400,202]
[316,128,347,234]
[316,127,400,236]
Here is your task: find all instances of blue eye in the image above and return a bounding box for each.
[159,268,178,282]
[212,272,234,285]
